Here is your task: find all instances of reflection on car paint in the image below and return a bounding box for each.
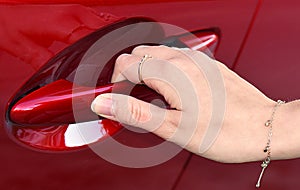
[65,120,113,147]
[12,119,122,151]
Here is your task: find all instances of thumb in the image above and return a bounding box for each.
[91,93,169,132]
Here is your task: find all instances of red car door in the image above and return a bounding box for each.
[0,1,259,189]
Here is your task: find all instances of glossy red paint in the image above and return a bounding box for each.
[94,1,257,67]
[0,5,120,70]
[7,21,218,152]
[11,119,123,151]
[0,1,273,190]
[178,30,219,52]
[9,30,217,126]
[9,79,167,125]
[2,0,210,5]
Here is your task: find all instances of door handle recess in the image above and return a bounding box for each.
[7,17,219,151]
[9,30,218,126]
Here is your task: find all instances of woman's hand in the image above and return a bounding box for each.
[0,5,118,69]
[91,45,296,163]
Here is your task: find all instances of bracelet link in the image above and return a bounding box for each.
[255,100,285,188]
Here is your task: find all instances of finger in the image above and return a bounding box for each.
[111,53,142,83]
[112,53,183,109]
[91,93,180,139]
[132,45,181,59]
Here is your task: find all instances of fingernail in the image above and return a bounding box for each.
[91,94,114,117]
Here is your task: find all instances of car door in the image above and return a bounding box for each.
[0,1,258,189]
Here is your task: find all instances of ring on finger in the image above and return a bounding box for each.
[138,54,152,84]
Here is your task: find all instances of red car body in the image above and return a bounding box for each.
[0,0,299,189]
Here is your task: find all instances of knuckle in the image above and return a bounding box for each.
[157,45,169,49]
[127,100,143,125]
[166,110,180,127]
[132,45,148,54]
[149,45,169,52]
[157,45,176,52]
[115,53,130,66]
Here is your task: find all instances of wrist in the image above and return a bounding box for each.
[271,100,300,160]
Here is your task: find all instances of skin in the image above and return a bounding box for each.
[91,45,300,163]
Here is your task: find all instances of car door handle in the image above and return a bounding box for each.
[9,79,167,126]
[7,17,219,151]
[9,29,218,126]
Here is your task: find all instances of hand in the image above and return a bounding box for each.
[0,5,118,70]
[91,45,293,163]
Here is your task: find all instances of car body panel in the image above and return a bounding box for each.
[2,1,288,190]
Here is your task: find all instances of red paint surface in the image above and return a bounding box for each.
[12,119,123,151]
[9,31,218,126]
[9,80,141,125]
[0,1,272,190]
[7,17,218,152]
[9,79,168,125]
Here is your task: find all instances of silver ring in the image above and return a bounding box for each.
[138,54,152,84]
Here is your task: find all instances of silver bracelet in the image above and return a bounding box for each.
[256,100,285,188]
